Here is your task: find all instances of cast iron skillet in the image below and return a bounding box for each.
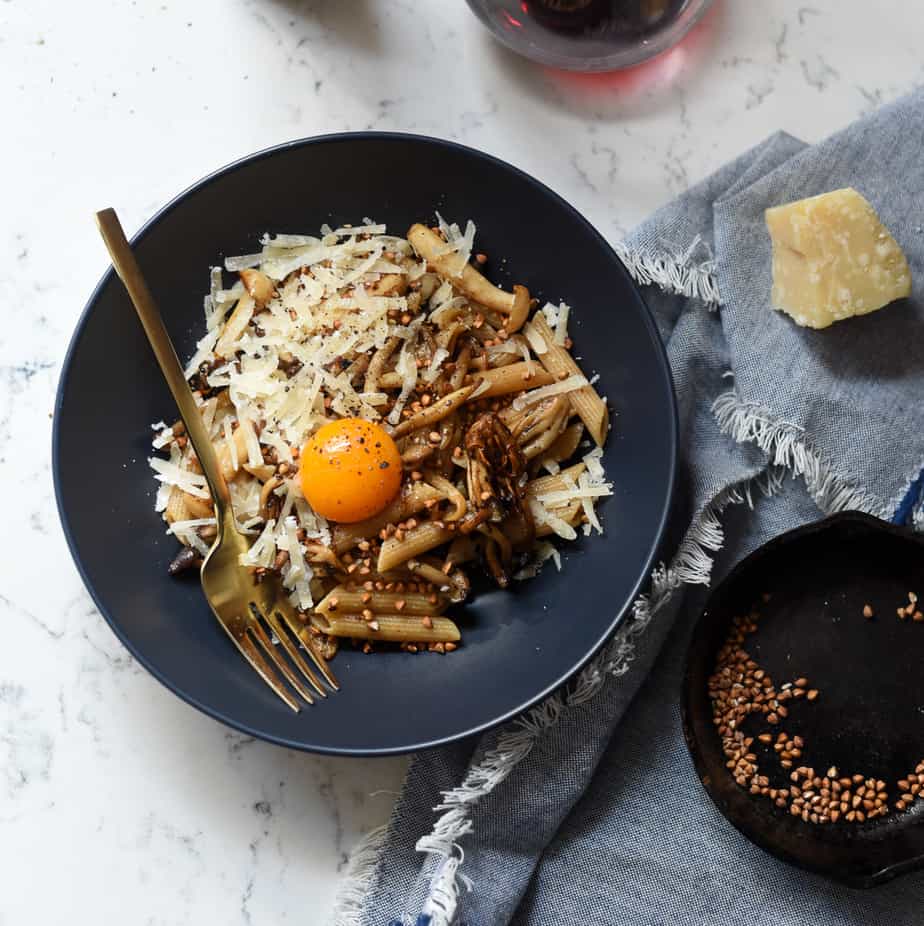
[682,511,924,886]
[54,133,677,755]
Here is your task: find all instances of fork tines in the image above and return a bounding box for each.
[244,601,339,712]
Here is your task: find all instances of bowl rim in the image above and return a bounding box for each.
[53,131,678,755]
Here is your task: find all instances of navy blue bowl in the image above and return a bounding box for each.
[53,134,677,755]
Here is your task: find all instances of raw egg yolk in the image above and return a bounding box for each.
[299,418,402,523]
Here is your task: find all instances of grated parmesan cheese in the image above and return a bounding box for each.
[554,302,570,346]
[223,416,239,474]
[511,374,589,411]
[224,252,264,272]
[151,423,174,450]
[239,518,277,568]
[513,541,561,581]
[536,484,612,507]
[433,213,476,278]
[422,347,449,384]
[578,473,603,535]
[387,317,423,425]
[524,323,548,355]
[167,517,217,535]
[183,327,220,380]
[149,456,210,499]
[529,497,577,541]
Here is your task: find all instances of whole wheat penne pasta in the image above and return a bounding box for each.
[378,522,454,572]
[181,490,214,520]
[521,401,570,460]
[391,384,475,440]
[165,486,191,524]
[316,586,448,616]
[404,557,472,602]
[541,421,584,468]
[314,613,460,643]
[465,362,555,399]
[528,463,587,499]
[332,482,443,553]
[528,315,609,446]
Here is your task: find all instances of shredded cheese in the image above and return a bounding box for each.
[149,456,210,499]
[529,497,577,541]
[511,374,589,411]
[223,416,239,474]
[513,541,561,581]
[433,213,476,277]
[524,322,548,355]
[554,302,570,345]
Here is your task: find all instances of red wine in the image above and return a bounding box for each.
[527,0,610,31]
[525,0,684,35]
[466,0,709,72]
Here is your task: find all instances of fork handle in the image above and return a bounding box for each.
[96,208,232,516]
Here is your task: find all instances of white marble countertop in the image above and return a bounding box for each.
[3,1,923,921]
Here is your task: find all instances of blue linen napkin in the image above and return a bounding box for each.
[336,87,924,926]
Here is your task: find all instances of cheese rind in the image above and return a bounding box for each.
[765,187,911,329]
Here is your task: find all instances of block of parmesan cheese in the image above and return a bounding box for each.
[765,187,912,329]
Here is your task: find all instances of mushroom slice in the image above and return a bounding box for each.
[239,268,276,307]
[407,224,530,332]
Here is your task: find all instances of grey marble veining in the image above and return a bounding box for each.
[2,0,924,922]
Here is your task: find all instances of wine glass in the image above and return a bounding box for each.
[465,0,714,72]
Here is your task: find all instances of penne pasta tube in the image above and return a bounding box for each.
[165,486,190,524]
[541,421,584,468]
[521,399,570,460]
[528,463,587,499]
[313,612,460,643]
[181,490,214,520]
[378,522,453,572]
[501,499,582,545]
[405,557,472,602]
[538,500,582,534]
[465,362,555,399]
[332,482,443,553]
[391,384,474,439]
[315,586,448,616]
[528,315,609,446]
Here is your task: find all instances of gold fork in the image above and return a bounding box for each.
[96,208,338,711]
